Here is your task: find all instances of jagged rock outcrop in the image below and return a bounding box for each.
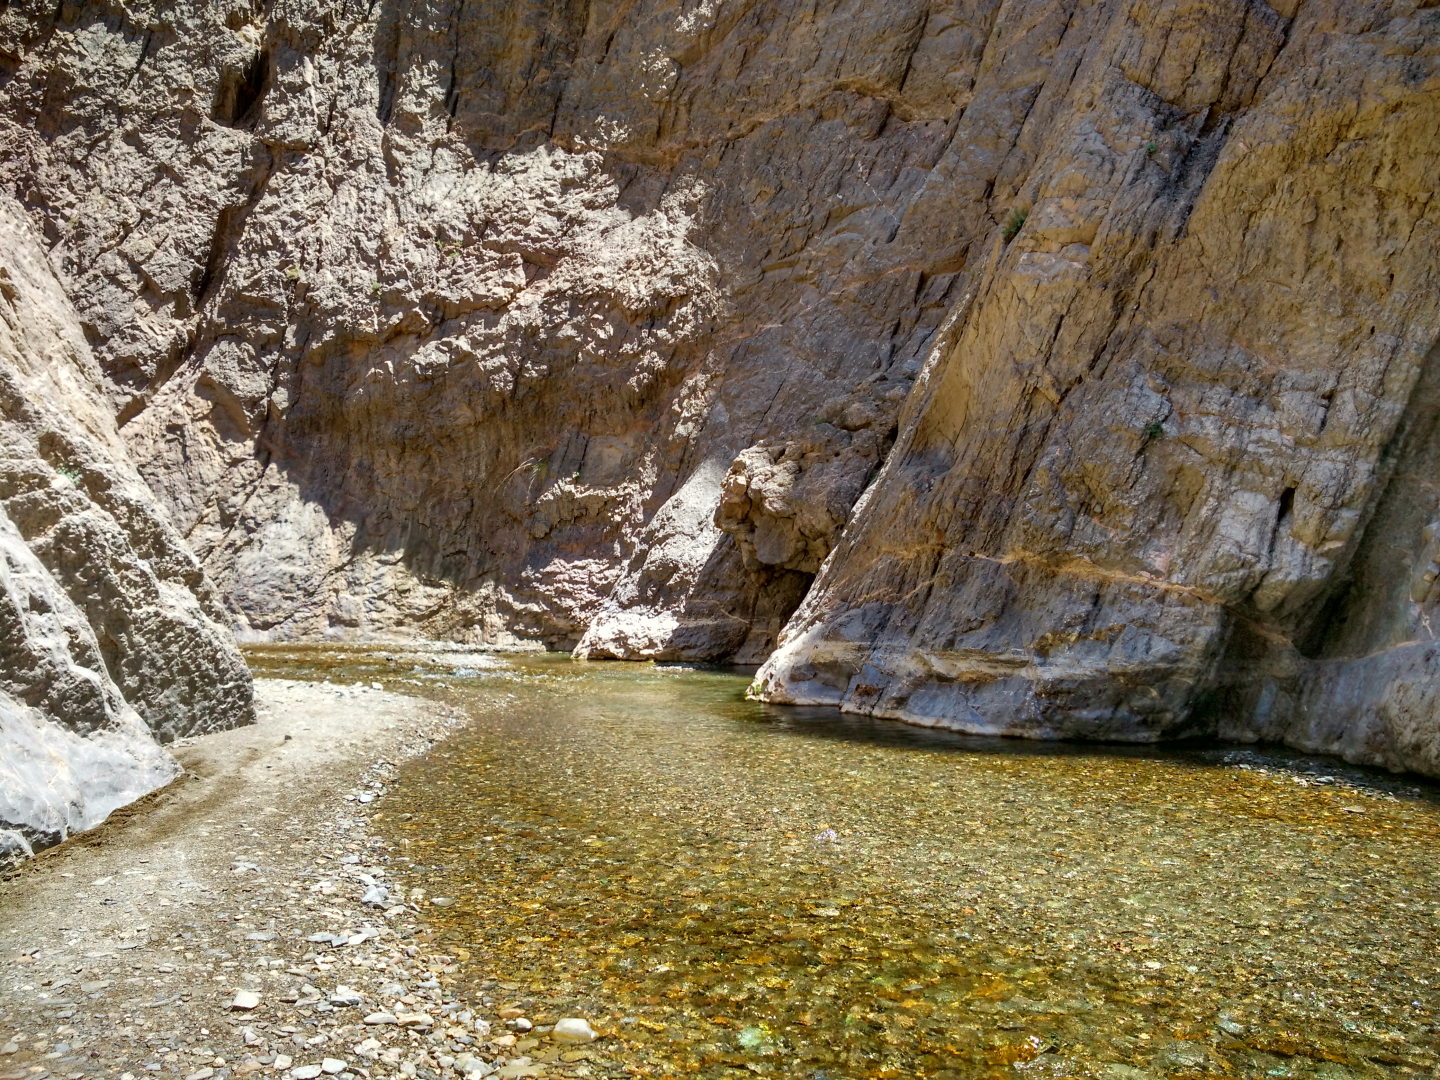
[2,0,1438,771]
[0,0,950,658]
[0,197,253,859]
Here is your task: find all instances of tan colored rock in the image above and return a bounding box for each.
[756,1,1440,772]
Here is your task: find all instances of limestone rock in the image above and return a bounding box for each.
[2,0,1438,772]
[754,1,1440,772]
[0,197,253,858]
[551,1018,597,1045]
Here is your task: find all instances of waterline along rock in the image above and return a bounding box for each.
[1,1,1438,774]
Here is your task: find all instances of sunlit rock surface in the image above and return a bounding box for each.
[1,0,1438,771]
[0,198,253,858]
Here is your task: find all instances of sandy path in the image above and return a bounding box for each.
[0,680,602,1080]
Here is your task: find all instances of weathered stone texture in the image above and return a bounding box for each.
[2,0,1438,770]
[0,197,253,857]
[756,1,1440,773]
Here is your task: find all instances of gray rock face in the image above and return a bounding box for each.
[1,0,1438,771]
[0,196,253,858]
[753,2,1440,773]
[1,0,949,657]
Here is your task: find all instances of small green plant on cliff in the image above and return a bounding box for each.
[1145,420,1166,441]
[1145,140,1159,155]
[56,465,82,483]
[1002,207,1028,242]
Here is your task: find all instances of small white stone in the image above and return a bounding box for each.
[361,885,389,907]
[330,985,363,1007]
[396,1012,433,1029]
[551,1018,597,1045]
[273,1056,293,1071]
[231,990,261,1010]
[291,1066,323,1080]
[185,1070,214,1080]
[321,1059,346,1075]
[364,1012,398,1025]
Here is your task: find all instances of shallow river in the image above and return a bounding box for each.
[245,647,1440,1079]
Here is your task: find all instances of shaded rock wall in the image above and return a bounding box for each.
[1,0,1438,770]
[0,0,967,656]
[0,197,253,858]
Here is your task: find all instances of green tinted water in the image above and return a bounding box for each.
[245,647,1440,1079]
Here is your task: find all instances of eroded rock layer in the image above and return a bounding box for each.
[0,197,253,858]
[1,0,1438,770]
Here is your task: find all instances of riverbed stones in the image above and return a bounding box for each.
[551,1019,597,1045]
[0,681,569,1080]
[361,886,390,907]
[290,1065,322,1080]
[231,991,260,1010]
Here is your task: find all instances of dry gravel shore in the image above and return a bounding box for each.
[0,680,602,1080]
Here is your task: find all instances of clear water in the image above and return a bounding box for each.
[245,646,1440,1079]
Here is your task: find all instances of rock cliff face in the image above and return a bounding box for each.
[753,1,1440,776]
[1,0,1437,770]
[0,198,253,860]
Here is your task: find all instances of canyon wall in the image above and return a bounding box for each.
[0,198,253,861]
[753,1,1440,776]
[1,0,1437,771]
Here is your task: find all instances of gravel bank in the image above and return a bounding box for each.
[0,680,602,1080]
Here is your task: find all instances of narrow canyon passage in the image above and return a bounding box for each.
[246,647,1440,1080]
